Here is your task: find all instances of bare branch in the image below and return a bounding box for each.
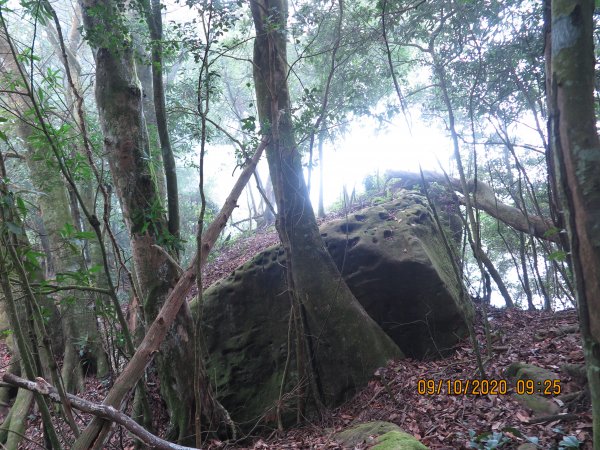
[2,374,195,450]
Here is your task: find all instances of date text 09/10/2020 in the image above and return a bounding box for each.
[417,378,562,396]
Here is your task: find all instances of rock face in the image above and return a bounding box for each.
[320,192,471,359]
[197,190,472,426]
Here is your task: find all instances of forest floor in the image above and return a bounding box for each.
[1,211,594,449]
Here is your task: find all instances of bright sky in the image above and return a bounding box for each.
[314,114,452,208]
[187,111,454,234]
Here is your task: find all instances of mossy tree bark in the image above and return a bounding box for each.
[550,0,600,447]
[0,26,107,391]
[250,0,401,408]
[79,0,195,442]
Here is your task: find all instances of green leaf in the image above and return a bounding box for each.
[73,231,96,239]
[548,250,568,262]
[16,196,27,217]
[6,222,23,235]
[59,222,77,238]
[559,435,581,449]
[23,249,44,271]
[543,226,560,238]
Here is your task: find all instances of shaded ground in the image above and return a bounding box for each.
[1,205,592,449]
[233,307,591,449]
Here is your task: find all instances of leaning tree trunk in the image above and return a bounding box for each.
[550,0,600,447]
[250,0,401,408]
[79,0,195,442]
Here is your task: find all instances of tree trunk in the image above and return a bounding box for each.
[317,127,326,218]
[250,0,401,408]
[550,0,600,447]
[145,0,180,240]
[72,141,265,450]
[79,0,195,442]
[1,25,106,390]
[134,40,168,204]
[519,234,535,310]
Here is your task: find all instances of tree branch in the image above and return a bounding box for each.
[2,373,195,450]
[386,170,559,243]
[72,138,267,450]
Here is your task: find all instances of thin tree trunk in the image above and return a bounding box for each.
[0,183,63,449]
[1,22,106,390]
[145,0,180,240]
[317,127,326,218]
[519,233,535,310]
[550,1,600,447]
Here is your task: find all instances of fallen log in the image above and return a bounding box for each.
[385,170,559,243]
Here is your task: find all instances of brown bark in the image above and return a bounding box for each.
[3,373,194,450]
[79,0,195,440]
[550,0,600,447]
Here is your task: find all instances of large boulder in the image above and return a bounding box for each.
[197,190,472,426]
[320,191,471,359]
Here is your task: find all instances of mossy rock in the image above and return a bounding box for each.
[514,393,560,416]
[319,191,472,359]
[196,191,472,427]
[505,362,560,386]
[334,421,427,449]
[373,431,430,449]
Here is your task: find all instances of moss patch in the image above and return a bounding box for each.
[514,393,560,416]
[373,431,430,449]
[334,421,402,447]
[505,362,560,385]
[334,422,428,449]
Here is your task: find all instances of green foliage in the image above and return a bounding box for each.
[73,334,90,357]
[363,172,384,193]
[0,329,13,339]
[468,430,510,449]
[548,250,568,262]
[0,191,23,236]
[133,197,183,250]
[558,435,582,449]
[467,426,582,449]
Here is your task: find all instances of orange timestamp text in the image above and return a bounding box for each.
[417,378,562,396]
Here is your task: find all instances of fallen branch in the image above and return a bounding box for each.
[385,170,559,243]
[72,138,267,450]
[526,413,581,424]
[2,373,195,450]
